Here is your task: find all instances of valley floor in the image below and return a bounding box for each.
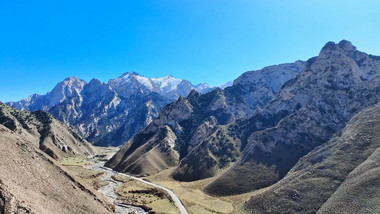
[60,147,257,214]
[60,147,181,214]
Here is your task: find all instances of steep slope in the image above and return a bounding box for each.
[205,40,380,196]
[106,61,306,177]
[0,124,113,214]
[317,147,380,214]
[0,102,93,159]
[9,73,214,146]
[244,100,380,214]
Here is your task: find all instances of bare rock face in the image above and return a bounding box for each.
[8,77,86,111]
[8,73,214,146]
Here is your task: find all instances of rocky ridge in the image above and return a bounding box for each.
[8,73,215,146]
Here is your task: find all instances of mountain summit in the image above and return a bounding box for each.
[8,73,215,146]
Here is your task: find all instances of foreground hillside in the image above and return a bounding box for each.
[0,103,94,159]
[0,105,113,213]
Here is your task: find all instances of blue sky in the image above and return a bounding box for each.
[0,0,379,102]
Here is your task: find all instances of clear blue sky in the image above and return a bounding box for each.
[0,0,379,102]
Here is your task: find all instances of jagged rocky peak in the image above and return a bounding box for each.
[88,78,103,85]
[338,39,357,52]
[319,40,358,58]
[82,78,114,100]
[85,78,110,91]
[44,76,86,107]
[8,76,86,111]
[55,76,87,94]
[108,72,214,99]
[187,89,200,99]
[233,60,306,94]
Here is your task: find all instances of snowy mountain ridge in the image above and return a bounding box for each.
[7,72,216,146]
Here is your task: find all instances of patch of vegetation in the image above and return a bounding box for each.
[33,110,53,145]
[0,111,16,131]
[114,176,178,214]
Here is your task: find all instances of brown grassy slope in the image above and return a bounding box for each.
[317,147,380,214]
[0,125,113,214]
[0,103,94,159]
[106,125,180,176]
[243,102,380,213]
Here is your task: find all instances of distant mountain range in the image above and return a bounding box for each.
[8,72,223,146]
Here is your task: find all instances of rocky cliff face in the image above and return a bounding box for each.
[8,73,215,146]
[205,40,380,195]
[8,77,86,111]
[105,60,306,177]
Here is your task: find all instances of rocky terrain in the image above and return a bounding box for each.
[205,40,380,196]
[245,98,380,214]
[106,40,380,213]
[106,60,306,177]
[0,103,94,159]
[0,104,113,214]
[8,73,215,146]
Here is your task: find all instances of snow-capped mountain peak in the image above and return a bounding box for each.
[108,72,214,99]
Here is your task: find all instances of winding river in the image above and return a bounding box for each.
[88,157,147,214]
[88,155,189,214]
